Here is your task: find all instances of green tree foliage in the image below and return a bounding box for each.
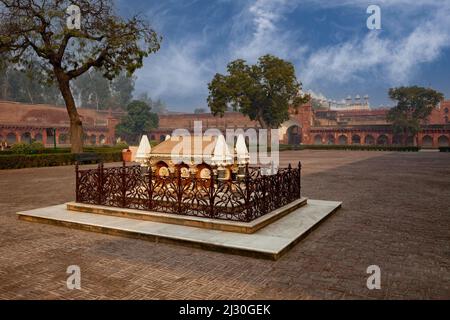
[194,108,207,114]
[152,98,168,115]
[111,73,135,108]
[115,100,159,145]
[0,54,63,105]
[387,86,443,145]
[2,53,135,109]
[207,55,310,129]
[0,0,161,153]
[73,70,134,110]
[0,55,7,98]
[137,92,168,114]
[73,69,112,110]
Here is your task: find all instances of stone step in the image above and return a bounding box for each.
[66,198,308,234]
[17,199,342,260]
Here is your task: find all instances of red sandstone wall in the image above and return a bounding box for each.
[286,104,313,144]
[0,100,124,126]
[427,101,450,125]
[1,100,449,148]
[0,101,123,145]
[158,112,258,130]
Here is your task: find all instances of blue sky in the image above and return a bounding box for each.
[117,0,450,112]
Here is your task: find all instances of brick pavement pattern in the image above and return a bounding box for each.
[0,150,449,299]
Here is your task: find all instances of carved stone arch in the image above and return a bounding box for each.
[364,135,375,145]
[377,135,389,145]
[422,135,433,148]
[313,134,323,145]
[280,119,302,145]
[338,135,348,145]
[6,132,17,144]
[438,135,449,147]
[21,132,32,144]
[352,134,361,145]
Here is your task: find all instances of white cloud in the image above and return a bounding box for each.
[307,89,328,101]
[230,0,305,63]
[302,3,450,87]
[388,15,450,81]
[134,39,214,108]
[132,0,450,110]
[135,0,305,109]
[299,0,445,9]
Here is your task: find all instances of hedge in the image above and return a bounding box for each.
[97,151,124,162]
[439,147,450,152]
[279,144,420,152]
[0,151,123,170]
[0,144,128,155]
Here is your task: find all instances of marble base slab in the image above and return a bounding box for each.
[66,197,308,234]
[17,199,341,260]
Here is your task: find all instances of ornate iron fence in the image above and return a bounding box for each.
[75,162,301,222]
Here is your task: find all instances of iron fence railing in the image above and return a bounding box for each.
[75,162,301,222]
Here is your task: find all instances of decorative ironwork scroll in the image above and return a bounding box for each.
[75,162,301,222]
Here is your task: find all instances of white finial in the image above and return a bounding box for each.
[235,134,249,164]
[135,135,151,166]
[211,135,233,166]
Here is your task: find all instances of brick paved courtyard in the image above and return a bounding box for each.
[0,150,449,299]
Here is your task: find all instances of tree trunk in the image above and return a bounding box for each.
[3,71,10,99]
[27,86,34,104]
[55,72,84,153]
[403,128,409,146]
[256,117,273,150]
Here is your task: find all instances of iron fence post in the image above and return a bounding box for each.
[121,161,126,207]
[75,162,79,202]
[244,163,251,221]
[177,167,182,214]
[274,165,281,208]
[290,163,295,202]
[97,162,104,205]
[148,168,153,211]
[298,161,302,198]
[209,174,214,218]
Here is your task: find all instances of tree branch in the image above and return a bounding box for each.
[57,31,105,62]
[66,47,109,79]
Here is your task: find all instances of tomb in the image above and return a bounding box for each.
[17,135,342,260]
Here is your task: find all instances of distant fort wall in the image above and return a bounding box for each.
[0,100,449,148]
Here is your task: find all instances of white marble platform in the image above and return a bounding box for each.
[17,199,342,260]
